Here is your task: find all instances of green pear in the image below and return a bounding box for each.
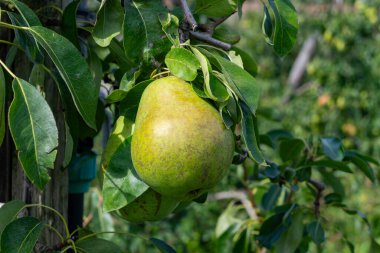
[131,76,235,199]
[118,188,179,222]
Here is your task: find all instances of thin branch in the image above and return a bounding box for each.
[190,31,231,51]
[199,15,234,34]
[208,190,258,219]
[308,179,325,216]
[179,0,198,31]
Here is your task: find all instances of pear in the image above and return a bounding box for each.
[118,188,179,222]
[131,76,235,199]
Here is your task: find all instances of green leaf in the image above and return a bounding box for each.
[7,0,41,26]
[0,66,5,146]
[275,210,304,253]
[150,238,177,253]
[123,0,170,66]
[279,138,305,162]
[200,48,260,115]
[306,160,352,173]
[0,200,25,238]
[261,184,282,211]
[28,64,45,87]
[324,193,342,205]
[231,46,258,77]
[213,26,241,45]
[7,12,44,63]
[9,78,58,190]
[320,137,344,161]
[262,4,274,45]
[240,103,265,164]
[268,0,298,56]
[165,48,200,81]
[62,0,81,49]
[345,150,379,166]
[102,137,149,212]
[118,80,152,117]
[306,220,325,245]
[29,26,99,129]
[195,0,238,17]
[62,122,74,168]
[159,13,180,47]
[93,0,124,47]
[369,238,380,253]
[237,0,246,18]
[120,69,141,91]
[76,238,122,253]
[0,217,44,253]
[257,213,288,248]
[345,154,375,182]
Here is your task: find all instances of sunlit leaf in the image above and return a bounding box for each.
[165,48,200,81]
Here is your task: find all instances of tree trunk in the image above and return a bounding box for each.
[0,0,68,249]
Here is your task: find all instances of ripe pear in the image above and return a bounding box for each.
[131,76,235,199]
[118,188,179,222]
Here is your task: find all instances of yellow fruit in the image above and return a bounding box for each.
[131,76,235,199]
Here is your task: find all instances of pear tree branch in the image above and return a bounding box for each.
[177,0,232,50]
[308,179,325,216]
[208,190,258,219]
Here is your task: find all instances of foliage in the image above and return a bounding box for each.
[0,0,378,252]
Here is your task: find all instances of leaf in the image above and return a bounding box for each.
[61,0,80,49]
[216,203,243,238]
[240,103,265,164]
[369,238,380,253]
[199,48,260,115]
[262,5,274,45]
[7,12,44,63]
[150,238,177,253]
[231,46,258,77]
[213,26,241,45]
[28,64,45,87]
[165,48,200,81]
[7,0,41,26]
[195,0,238,17]
[268,0,298,56]
[237,0,246,18]
[306,160,352,174]
[345,154,375,182]
[123,0,170,66]
[62,122,74,168]
[261,184,282,211]
[76,238,122,253]
[93,0,124,47]
[320,137,344,161]
[0,66,5,146]
[29,26,99,129]
[0,217,44,253]
[257,213,288,248]
[345,150,379,166]
[306,220,325,245]
[0,200,25,238]
[9,78,58,190]
[119,69,141,91]
[102,137,149,212]
[159,13,180,47]
[324,193,342,205]
[275,210,304,253]
[279,138,305,162]
[118,80,152,117]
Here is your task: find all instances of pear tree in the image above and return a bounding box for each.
[0,0,378,252]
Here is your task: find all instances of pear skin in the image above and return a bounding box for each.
[118,188,179,222]
[131,76,235,199]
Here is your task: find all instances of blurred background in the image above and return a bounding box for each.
[85,0,380,252]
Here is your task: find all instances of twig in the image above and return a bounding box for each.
[308,179,325,216]
[190,31,231,51]
[199,15,233,34]
[179,0,197,31]
[208,190,258,219]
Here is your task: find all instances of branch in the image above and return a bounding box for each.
[189,31,232,51]
[208,190,258,219]
[308,179,325,216]
[179,0,197,31]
